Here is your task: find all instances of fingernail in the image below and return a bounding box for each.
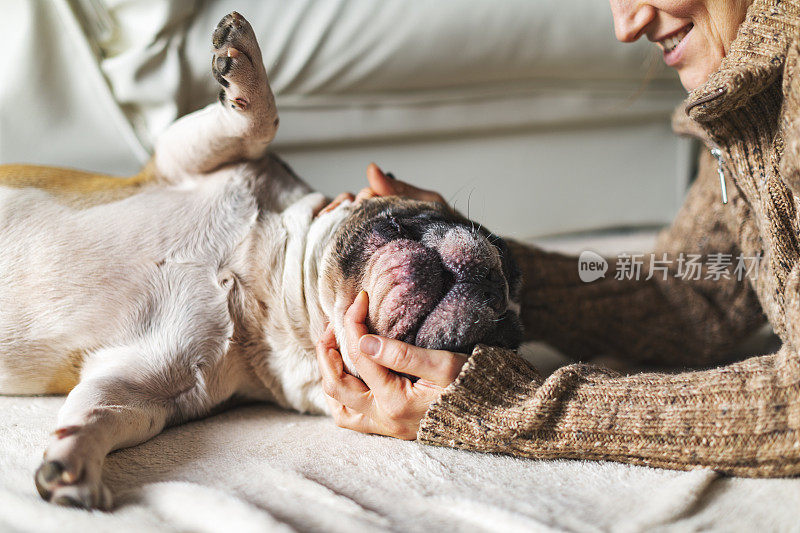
[385,172,396,180]
[359,335,381,356]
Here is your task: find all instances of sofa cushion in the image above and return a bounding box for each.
[93,0,685,148]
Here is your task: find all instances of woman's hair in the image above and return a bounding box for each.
[619,46,677,112]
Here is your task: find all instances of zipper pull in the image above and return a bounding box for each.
[710,148,728,204]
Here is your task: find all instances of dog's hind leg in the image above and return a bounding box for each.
[154,12,279,180]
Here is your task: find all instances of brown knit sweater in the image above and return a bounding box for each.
[417,0,800,477]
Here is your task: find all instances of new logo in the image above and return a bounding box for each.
[578,251,607,283]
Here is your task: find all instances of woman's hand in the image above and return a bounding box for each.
[315,291,468,439]
[355,163,449,206]
[367,163,448,204]
[317,163,449,217]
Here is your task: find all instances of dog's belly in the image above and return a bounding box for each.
[0,174,258,394]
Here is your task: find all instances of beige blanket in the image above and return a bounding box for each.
[2,391,799,532]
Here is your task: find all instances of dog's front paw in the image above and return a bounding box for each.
[212,13,267,109]
[35,460,112,510]
[211,12,278,146]
[34,429,112,510]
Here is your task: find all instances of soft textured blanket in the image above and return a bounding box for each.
[2,396,799,533]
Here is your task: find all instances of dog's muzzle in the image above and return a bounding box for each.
[363,224,511,353]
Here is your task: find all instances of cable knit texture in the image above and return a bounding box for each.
[418,0,800,477]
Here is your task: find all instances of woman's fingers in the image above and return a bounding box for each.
[324,396,380,434]
[318,292,465,441]
[366,163,448,206]
[315,325,372,412]
[366,163,401,196]
[316,323,339,353]
[343,291,370,357]
[354,187,377,204]
[327,165,447,211]
[317,192,355,217]
[358,335,467,387]
[344,292,401,393]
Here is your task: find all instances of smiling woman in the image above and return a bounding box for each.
[318,0,800,477]
[610,0,753,89]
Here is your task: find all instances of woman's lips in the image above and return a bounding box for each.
[661,24,694,67]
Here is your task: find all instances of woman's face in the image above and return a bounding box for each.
[609,0,752,90]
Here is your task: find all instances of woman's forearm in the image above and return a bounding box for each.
[418,344,800,477]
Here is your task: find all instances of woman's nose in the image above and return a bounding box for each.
[609,0,656,42]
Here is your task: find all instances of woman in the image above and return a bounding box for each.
[316,0,800,476]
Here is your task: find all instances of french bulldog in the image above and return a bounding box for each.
[0,12,521,509]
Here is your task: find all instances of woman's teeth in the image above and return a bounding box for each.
[661,25,692,53]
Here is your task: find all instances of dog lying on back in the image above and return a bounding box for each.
[0,12,522,509]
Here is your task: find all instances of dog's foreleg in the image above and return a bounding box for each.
[34,385,164,508]
[33,345,213,510]
[154,12,279,179]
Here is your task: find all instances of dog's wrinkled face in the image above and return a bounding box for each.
[324,197,522,362]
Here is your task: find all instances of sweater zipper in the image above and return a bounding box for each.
[685,87,729,204]
[709,146,729,204]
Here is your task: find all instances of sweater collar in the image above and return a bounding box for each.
[684,0,800,121]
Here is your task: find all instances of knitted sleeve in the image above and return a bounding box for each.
[418,344,800,477]
[510,150,766,368]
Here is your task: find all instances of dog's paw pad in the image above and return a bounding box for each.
[52,495,87,509]
[212,12,250,49]
[35,459,111,510]
[210,11,276,141]
[212,55,233,88]
[211,12,262,86]
[212,12,255,45]
[35,460,71,497]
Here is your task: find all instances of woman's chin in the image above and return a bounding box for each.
[676,56,723,92]
[679,67,712,92]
